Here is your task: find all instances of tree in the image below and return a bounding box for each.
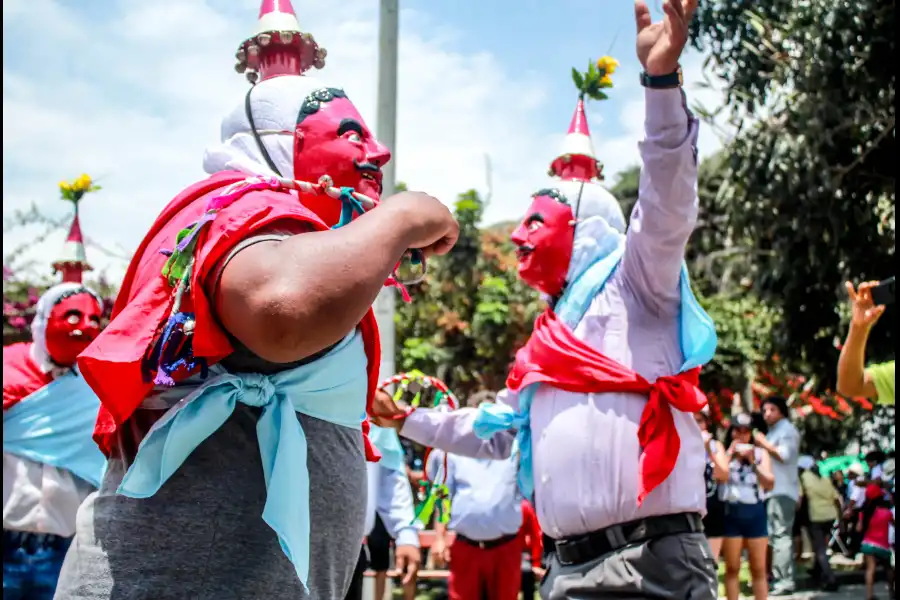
[394,191,541,398]
[689,0,896,384]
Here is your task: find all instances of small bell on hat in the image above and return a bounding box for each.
[235,0,326,84]
[52,211,92,284]
[548,98,602,182]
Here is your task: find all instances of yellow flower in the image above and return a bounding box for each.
[59,180,72,192]
[73,174,93,192]
[596,55,619,76]
[600,75,613,87]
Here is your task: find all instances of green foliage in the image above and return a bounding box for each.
[690,0,896,384]
[697,291,781,396]
[394,191,541,397]
[571,59,614,102]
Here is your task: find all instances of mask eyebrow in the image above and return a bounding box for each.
[337,118,363,137]
[526,213,545,223]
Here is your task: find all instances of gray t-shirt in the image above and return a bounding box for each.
[55,231,368,600]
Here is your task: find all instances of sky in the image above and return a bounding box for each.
[2,0,731,283]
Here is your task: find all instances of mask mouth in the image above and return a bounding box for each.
[515,244,535,261]
[354,160,383,194]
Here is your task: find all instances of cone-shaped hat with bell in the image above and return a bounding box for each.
[235,0,327,83]
[53,176,98,283]
[549,56,620,182]
[548,98,602,182]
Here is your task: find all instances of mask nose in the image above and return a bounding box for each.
[510,225,527,246]
[366,140,391,168]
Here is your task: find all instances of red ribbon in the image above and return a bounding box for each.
[507,309,707,504]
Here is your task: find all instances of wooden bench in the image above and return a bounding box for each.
[362,530,454,579]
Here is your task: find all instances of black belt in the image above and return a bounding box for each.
[456,532,518,550]
[553,512,703,566]
[2,529,70,554]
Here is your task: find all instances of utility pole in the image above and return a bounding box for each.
[374,0,399,383]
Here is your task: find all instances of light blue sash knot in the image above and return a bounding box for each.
[368,424,406,473]
[117,331,369,589]
[473,236,717,500]
[2,372,107,488]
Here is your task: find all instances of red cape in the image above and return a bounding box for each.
[507,309,706,504]
[80,171,382,461]
[3,342,53,411]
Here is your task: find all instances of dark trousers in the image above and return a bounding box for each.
[344,545,368,600]
[2,530,73,600]
[521,568,536,599]
[808,521,837,585]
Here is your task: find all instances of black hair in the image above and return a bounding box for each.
[860,491,890,538]
[243,85,349,177]
[54,286,100,307]
[724,411,767,448]
[531,188,570,205]
[761,395,790,420]
[296,87,347,124]
[865,450,886,464]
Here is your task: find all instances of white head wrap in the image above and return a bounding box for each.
[203,75,334,180]
[543,179,627,283]
[30,282,103,374]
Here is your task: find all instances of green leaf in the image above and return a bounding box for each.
[571,67,585,91]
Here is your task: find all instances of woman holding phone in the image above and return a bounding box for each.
[721,413,775,600]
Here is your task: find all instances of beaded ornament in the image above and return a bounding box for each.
[145,174,425,387]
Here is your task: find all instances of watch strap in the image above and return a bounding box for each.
[640,69,683,89]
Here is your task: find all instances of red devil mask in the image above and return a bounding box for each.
[44,291,102,367]
[510,189,576,297]
[292,88,390,226]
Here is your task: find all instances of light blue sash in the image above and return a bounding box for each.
[2,372,107,488]
[117,331,369,589]
[474,241,718,498]
[368,424,407,473]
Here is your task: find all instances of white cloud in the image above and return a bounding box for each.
[2,0,731,286]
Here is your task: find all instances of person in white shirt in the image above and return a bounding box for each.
[753,395,800,596]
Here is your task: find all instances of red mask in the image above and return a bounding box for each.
[44,292,102,367]
[510,190,575,297]
[293,90,391,226]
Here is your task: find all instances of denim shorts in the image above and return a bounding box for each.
[723,501,768,539]
[2,530,72,600]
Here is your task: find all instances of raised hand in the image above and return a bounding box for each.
[635,0,698,76]
[845,280,886,331]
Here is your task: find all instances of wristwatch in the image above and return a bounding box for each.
[640,68,683,89]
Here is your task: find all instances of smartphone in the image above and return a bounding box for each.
[871,276,895,306]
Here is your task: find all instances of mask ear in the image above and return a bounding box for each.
[292,125,305,181]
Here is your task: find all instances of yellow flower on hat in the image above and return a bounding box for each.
[596,55,619,76]
[59,173,100,203]
[73,173,93,192]
[600,75,613,87]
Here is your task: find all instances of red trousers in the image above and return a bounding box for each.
[448,535,522,600]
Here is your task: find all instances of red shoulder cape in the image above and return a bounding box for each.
[79,172,382,461]
[3,342,53,411]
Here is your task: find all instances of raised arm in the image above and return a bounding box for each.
[836,281,888,400]
[621,0,700,314]
[216,192,458,363]
[621,88,699,313]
